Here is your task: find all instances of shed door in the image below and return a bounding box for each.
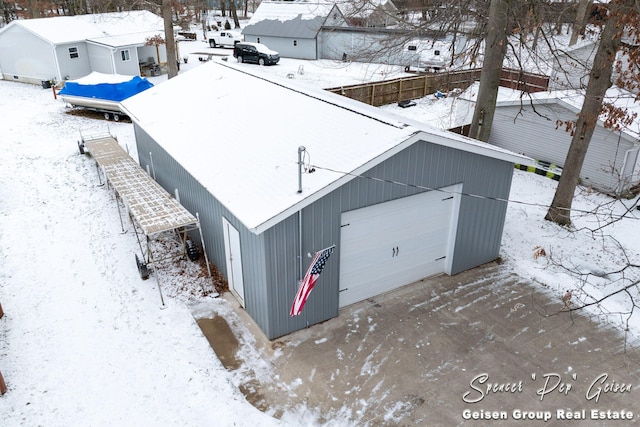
[618,147,640,193]
[222,217,245,307]
[339,185,460,308]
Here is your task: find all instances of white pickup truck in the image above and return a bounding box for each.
[208,31,243,48]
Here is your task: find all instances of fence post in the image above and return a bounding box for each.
[0,370,6,395]
[0,301,5,395]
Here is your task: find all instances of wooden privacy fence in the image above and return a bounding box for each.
[326,68,549,107]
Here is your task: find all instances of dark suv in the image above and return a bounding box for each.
[233,42,280,66]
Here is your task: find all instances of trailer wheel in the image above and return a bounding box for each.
[103,112,111,120]
[135,254,149,280]
[113,114,120,122]
[186,240,201,262]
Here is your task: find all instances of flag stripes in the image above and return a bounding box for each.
[290,245,335,316]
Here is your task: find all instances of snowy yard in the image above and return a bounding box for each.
[1,42,640,425]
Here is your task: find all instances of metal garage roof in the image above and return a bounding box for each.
[84,136,198,236]
[121,61,530,235]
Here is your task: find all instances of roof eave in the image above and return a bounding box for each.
[249,131,424,234]
[249,130,530,235]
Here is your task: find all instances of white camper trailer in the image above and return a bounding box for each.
[402,39,451,72]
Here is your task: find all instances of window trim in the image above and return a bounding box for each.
[121,49,131,62]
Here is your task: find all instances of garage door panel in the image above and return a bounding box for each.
[339,186,459,308]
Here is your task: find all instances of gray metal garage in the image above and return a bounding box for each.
[121,61,528,339]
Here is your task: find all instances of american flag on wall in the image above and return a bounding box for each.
[290,245,335,316]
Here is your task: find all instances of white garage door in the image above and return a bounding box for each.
[338,184,461,308]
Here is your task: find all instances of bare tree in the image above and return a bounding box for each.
[228,0,240,29]
[468,0,512,142]
[1,1,18,24]
[536,219,640,346]
[569,0,591,46]
[163,0,178,79]
[27,0,40,17]
[545,0,636,226]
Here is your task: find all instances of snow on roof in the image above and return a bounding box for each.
[247,0,335,24]
[6,10,163,46]
[74,10,164,36]
[88,30,164,48]
[10,16,104,44]
[121,62,527,234]
[460,82,640,140]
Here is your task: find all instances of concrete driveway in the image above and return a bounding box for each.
[205,261,640,426]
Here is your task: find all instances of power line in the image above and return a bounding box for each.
[308,163,640,221]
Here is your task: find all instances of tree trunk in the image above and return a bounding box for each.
[569,0,591,46]
[545,1,628,226]
[163,0,179,79]
[28,0,40,18]
[201,1,208,40]
[0,369,6,395]
[229,0,240,29]
[468,0,512,142]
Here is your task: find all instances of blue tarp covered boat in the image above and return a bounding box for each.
[58,72,154,120]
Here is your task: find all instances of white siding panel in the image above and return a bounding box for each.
[491,104,635,193]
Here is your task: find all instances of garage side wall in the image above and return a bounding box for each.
[133,125,272,332]
[263,139,514,339]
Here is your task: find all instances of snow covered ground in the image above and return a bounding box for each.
[1,37,640,426]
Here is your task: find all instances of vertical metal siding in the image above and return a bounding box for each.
[264,139,514,338]
[134,125,514,339]
[133,125,271,333]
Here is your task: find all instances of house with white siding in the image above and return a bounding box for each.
[0,11,166,85]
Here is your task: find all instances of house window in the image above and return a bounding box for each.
[121,50,131,61]
[434,50,441,56]
[407,45,417,51]
[257,37,260,43]
[69,47,79,59]
[293,40,297,47]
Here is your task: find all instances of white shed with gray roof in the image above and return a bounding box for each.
[121,61,528,339]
